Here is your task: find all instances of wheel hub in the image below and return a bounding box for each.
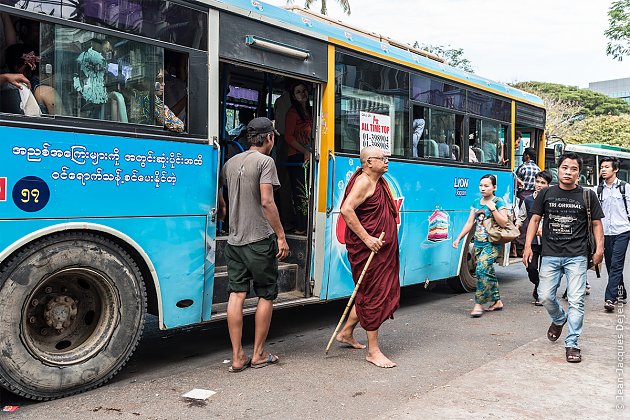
[44,296,78,332]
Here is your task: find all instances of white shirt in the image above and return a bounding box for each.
[601,178,630,236]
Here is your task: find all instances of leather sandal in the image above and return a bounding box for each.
[566,347,582,363]
[547,320,567,342]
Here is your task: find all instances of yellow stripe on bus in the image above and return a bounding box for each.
[318,44,337,213]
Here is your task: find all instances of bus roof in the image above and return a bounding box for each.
[201,0,545,107]
[565,143,630,159]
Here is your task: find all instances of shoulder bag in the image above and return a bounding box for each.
[583,189,601,277]
[482,197,520,244]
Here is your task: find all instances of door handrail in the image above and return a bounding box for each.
[326,150,336,216]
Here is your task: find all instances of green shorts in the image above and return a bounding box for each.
[224,235,279,300]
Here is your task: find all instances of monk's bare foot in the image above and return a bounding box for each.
[366,350,396,368]
[336,332,366,349]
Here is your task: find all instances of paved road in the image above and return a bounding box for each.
[2,255,627,419]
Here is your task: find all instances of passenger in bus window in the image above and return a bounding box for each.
[437,131,450,159]
[164,51,188,121]
[453,174,507,317]
[154,69,184,133]
[482,131,500,163]
[468,134,480,163]
[284,82,312,235]
[4,43,63,115]
[411,118,425,158]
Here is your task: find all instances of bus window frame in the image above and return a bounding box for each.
[0,4,210,144]
[409,100,466,162]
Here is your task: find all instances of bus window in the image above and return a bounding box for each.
[579,153,596,186]
[335,52,408,156]
[411,104,462,161]
[469,118,508,165]
[39,20,190,132]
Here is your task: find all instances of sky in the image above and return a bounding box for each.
[265,0,630,88]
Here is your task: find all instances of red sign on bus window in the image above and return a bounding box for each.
[0,177,6,201]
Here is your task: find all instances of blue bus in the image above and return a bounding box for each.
[0,0,545,399]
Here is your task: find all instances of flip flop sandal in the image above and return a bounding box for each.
[566,347,582,363]
[251,354,279,369]
[485,304,503,312]
[228,357,251,373]
[547,320,567,342]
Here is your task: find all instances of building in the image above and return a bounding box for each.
[588,77,630,105]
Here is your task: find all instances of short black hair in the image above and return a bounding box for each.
[535,169,552,184]
[600,156,620,170]
[515,131,522,139]
[557,152,583,172]
[5,43,35,72]
[523,147,536,161]
[480,173,497,186]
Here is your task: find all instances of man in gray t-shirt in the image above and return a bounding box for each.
[218,117,289,372]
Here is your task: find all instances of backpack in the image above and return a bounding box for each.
[597,180,630,222]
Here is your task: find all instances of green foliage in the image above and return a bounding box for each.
[605,0,630,60]
[513,81,630,118]
[566,115,630,147]
[413,42,475,73]
[287,0,351,15]
[515,82,630,148]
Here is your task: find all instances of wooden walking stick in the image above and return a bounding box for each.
[325,232,385,354]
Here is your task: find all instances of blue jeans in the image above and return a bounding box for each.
[538,256,587,348]
[604,230,630,302]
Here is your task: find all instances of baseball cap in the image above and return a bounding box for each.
[247,117,280,137]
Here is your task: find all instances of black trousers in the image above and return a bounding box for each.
[526,244,542,300]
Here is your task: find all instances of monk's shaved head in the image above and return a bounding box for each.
[360,146,384,165]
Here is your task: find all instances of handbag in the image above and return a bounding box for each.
[482,197,520,244]
[583,189,601,276]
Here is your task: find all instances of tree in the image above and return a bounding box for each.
[286,0,351,15]
[413,42,474,73]
[566,114,630,147]
[512,81,630,118]
[605,0,630,60]
[515,81,630,148]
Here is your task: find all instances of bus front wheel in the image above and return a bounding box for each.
[447,232,477,292]
[0,232,146,400]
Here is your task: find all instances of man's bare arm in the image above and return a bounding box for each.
[592,219,604,266]
[522,214,542,267]
[260,183,289,260]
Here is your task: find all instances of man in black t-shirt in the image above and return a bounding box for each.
[523,152,604,364]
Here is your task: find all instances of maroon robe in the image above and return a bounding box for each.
[342,169,400,331]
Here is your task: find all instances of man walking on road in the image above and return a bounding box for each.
[598,156,630,311]
[336,146,401,368]
[218,117,290,372]
[523,152,604,363]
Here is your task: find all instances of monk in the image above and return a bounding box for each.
[335,146,401,368]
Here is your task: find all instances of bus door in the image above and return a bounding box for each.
[210,11,328,317]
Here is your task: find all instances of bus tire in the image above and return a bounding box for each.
[0,232,146,400]
[447,232,477,293]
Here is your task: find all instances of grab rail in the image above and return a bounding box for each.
[326,150,336,216]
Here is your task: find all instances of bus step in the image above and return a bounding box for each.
[210,291,319,319]
[212,262,299,304]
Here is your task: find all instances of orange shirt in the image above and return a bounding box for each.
[285,106,312,156]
